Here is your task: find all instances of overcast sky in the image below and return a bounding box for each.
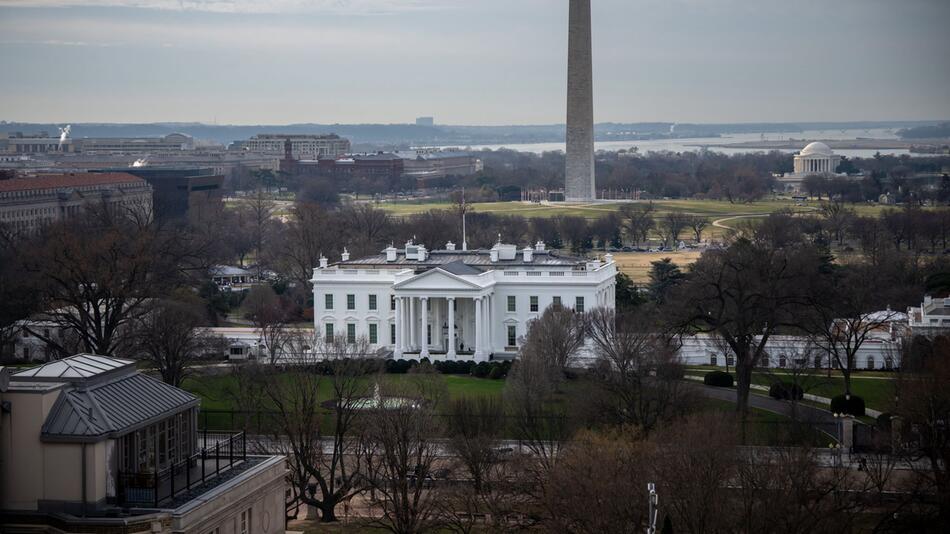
[1,0,948,125]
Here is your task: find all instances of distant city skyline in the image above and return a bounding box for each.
[1,0,948,125]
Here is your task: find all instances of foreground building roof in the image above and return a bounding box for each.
[11,354,199,443]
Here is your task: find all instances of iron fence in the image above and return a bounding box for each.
[116,430,247,508]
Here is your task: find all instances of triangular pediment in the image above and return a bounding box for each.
[394,268,483,291]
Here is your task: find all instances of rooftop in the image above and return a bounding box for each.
[337,248,587,270]
[0,172,146,193]
[41,372,198,442]
[12,354,134,382]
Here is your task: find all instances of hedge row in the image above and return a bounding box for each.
[385,358,511,379]
[768,382,804,401]
[703,370,734,388]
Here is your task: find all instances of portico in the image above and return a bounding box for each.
[392,267,497,360]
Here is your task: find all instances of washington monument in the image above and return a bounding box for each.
[565,0,595,201]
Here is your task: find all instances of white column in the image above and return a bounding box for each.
[394,297,403,357]
[474,297,484,359]
[447,297,456,358]
[483,295,492,356]
[406,297,417,352]
[420,297,430,358]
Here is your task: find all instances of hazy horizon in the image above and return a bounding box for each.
[1,0,948,125]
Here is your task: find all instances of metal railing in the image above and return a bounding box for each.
[116,430,247,508]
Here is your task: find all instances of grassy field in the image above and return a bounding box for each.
[612,250,703,282]
[377,198,819,219]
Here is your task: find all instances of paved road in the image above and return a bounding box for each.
[689,382,841,439]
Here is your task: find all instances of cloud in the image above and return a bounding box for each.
[0,0,455,15]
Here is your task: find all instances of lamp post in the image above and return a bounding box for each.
[646,482,658,534]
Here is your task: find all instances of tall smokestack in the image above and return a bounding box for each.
[565,0,595,202]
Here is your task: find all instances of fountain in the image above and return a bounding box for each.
[337,381,419,411]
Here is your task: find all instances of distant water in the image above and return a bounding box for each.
[450,129,924,158]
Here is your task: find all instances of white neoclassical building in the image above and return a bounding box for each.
[310,240,617,361]
[793,141,841,175]
[776,141,844,192]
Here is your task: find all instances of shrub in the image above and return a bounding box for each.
[703,370,734,388]
[387,359,412,374]
[768,382,804,401]
[473,361,492,378]
[488,365,506,379]
[830,394,866,417]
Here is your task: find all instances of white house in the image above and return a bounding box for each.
[310,240,617,361]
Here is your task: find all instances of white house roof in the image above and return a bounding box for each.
[800,141,834,157]
[338,249,585,269]
[13,354,135,382]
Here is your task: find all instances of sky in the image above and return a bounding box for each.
[0,0,948,125]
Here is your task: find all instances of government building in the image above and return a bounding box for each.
[310,240,617,361]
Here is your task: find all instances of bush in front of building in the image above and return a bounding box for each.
[385,358,414,374]
[768,382,804,401]
[473,361,493,378]
[703,370,734,388]
[487,365,506,380]
[830,394,866,417]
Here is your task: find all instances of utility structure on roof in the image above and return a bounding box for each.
[565,0,596,201]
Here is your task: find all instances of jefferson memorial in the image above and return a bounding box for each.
[310,240,617,361]
[776,141,843,191]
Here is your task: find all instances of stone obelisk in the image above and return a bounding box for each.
[565,0,595,201]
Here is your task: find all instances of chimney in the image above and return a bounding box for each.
[446,241,456,251]
[319,255,328,269]
[490,249,499,262]
[384,245,397,262]
[417,245,427,261]
[341,247,350,262]
[522,247,533,262]
[535,240,546,252]
[605,253,614,264]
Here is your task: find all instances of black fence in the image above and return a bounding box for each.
[116,431,247,508]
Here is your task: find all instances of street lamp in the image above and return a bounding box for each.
[646,482,658,534]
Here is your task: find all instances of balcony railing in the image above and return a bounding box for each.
[116,430,247,509]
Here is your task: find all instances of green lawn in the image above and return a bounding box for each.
[182,371,505,413]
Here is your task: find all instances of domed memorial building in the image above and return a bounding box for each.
[776,141,844,192]
[793,142,841,175]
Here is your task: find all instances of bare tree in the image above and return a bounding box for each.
[18,212,185,357]
[659,211,689,247]
[802,264,901,397]
[620,202,656,247]
[444,396,504,493]
[668,238,817,420]
[130,297,225,387]
[243,333,378,523]
[895,336,950,523]
[364,378,444,534]
[684,214,709,243]
[652,412,739,534]
[543,429,653,533]
[821,200,855,246]
[242,188,277,278]
[244,284,291,364]
[521,303,587,373]
[586,306,694,432]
